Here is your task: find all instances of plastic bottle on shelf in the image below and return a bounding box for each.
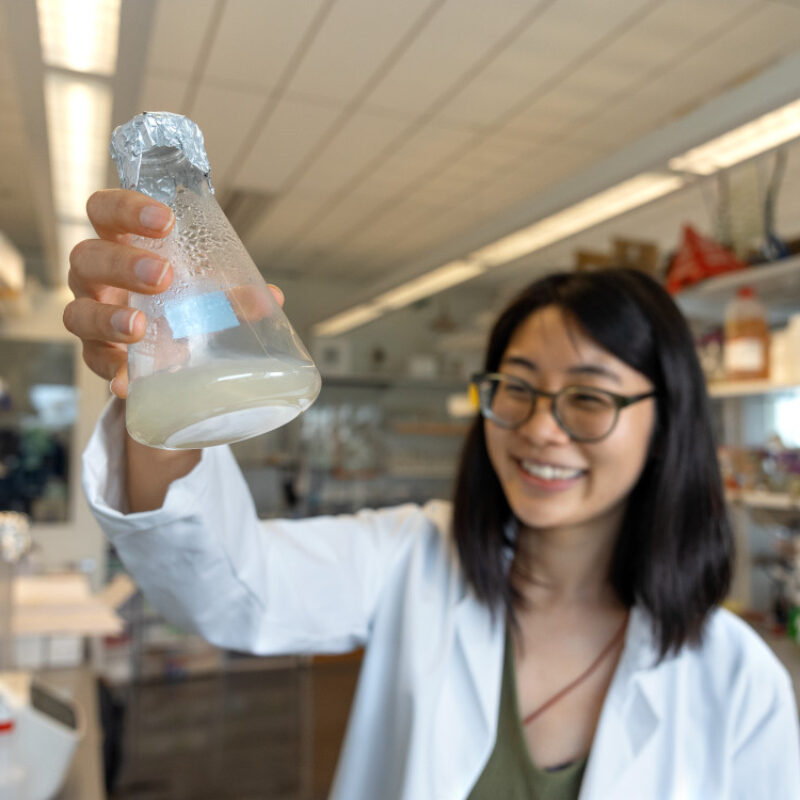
[723,286,770,381]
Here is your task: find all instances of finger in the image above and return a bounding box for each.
[225,283,285,325]
[82,340,127,384]
[64,297,146,344]
[69,237,172,299]
[109,363,130,399]
[268,284,284,306]
[87,189,175,242]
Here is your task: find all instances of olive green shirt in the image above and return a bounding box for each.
[467,632,588,799]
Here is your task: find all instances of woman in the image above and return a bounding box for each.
[67,190,799,799]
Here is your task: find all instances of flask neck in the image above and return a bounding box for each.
[131,146,213,206]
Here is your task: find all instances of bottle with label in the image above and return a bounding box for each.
[723,286,770,381]
[110,112,321,449]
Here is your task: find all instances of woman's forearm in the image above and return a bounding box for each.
[125,426,201,512]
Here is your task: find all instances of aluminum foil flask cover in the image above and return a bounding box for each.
[110,112,321,449]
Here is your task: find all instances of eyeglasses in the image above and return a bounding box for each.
[471,372,656,443]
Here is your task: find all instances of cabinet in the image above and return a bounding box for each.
[675,257,800,614]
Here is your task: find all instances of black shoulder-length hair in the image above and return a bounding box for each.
[452,267,733,659]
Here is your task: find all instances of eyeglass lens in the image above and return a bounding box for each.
[480,377,618,440]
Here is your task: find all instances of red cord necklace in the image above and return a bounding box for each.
[522,612,629,726]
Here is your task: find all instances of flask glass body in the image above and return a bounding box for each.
[112,119,321,449]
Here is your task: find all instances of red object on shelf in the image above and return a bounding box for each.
[666,225,748,294]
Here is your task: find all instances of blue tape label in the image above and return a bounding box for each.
[164,290,239,339]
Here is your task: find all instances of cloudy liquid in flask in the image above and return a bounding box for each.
[126,357,321,449]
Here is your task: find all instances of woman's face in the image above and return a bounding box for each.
[484,305,657,537]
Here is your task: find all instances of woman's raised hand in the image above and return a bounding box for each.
[63,189,175,398]
[63,189,283,399]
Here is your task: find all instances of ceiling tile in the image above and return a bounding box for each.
[245,188,330,254]
[291,189,399,244]
[436,0,656,128]
[205,0,326,90]
[575,0,800,152]
[287,110,403,196]
[288,0,435,103]
[366,0,551,117]
[189,83,264,181]
[236,94,344,190]
[595,0,757,66]
[369,123,475,189]
[146,0,218,78]
[138,73,188,116]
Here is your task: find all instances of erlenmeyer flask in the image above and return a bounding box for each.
[110,112,321,450]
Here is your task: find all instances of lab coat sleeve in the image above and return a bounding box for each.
[730,663,800,798]
[83,398,429,655]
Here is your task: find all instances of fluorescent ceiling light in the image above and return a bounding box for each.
[669,98,800,175]
[471,173,685,268]
[313,304,384,338]
[37,0,121,75]
[373,260,485,310]
[44,72,112,222]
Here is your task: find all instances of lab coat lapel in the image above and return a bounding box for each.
[454,591,505,732]
[433,588,505,800]
[579,606,667,799]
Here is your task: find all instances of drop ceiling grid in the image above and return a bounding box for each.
[239,0,455,209]
[330,143,596,279]
[279,110,418,200]
[212,0,446,209]
[434,0,660,128]
[570,0,800,152]
[281,186,460,272]
[145,0,219,80]
[285,189,446,255]
[201,0,329,91]
[236,95,345,190]
[189,83,272,185]
[245,188,339,259]
[138,73,187,118]
[383,0,792,264]
[295,0,670,278]
[285,0,442,104]
[498,0,762,143]
[260,0,563,272]
[361,0,556,118]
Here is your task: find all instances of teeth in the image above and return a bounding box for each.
[520,460,583,481]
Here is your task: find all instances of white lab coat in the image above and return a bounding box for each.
[84,399,800,800]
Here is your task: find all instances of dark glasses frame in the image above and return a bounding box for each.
[471,371,656,443]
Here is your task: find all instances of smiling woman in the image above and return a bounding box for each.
[453,269,728,657]
[72,187,798,800]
